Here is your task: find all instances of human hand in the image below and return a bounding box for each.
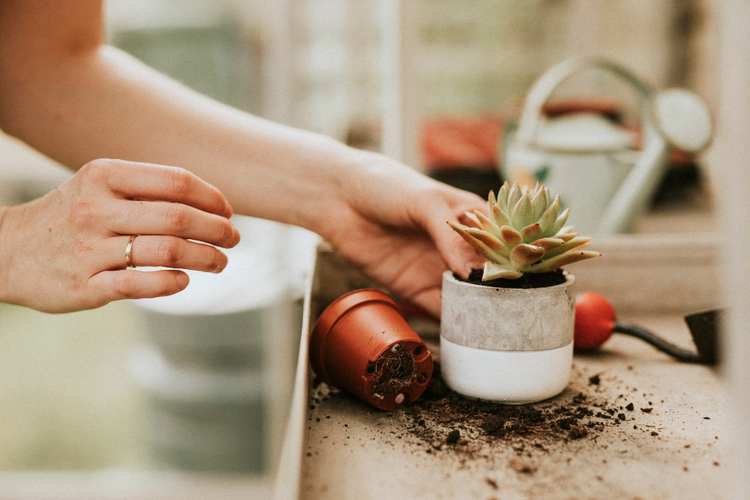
[0,159,240,313]
[319,151,487,318]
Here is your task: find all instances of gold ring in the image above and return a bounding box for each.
[125,235,138,268]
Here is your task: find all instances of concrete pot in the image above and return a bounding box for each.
[440,271,575,403]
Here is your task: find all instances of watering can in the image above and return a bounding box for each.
[502,57,713,235]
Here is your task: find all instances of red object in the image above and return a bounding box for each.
[421,116,504,171]
[309,289,433,411]
[574,292,617,350]
[542,98,623,121]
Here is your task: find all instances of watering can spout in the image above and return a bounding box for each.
[596,123,670,234]
[503,58,713,235]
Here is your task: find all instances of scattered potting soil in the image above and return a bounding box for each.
[307,358,724,498]
[370,343,417,399]
[306,337,722,498]
[310,359,676,456]
[310,360,663,459]
[393,361,651,457]
[458,268,567,289]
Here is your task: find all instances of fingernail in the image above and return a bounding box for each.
[223,223,241,247]
[176,272,190,290]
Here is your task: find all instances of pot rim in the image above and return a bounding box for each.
[310,288,401,383]
[313,288,400,338]
[441,269,576,351]
[442,269,574,292]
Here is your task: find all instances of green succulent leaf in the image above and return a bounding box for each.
[448,221,510,264]
[538,195,561,235]
[530,237,565,251]
[557,231,580,242]
[491,204,511,227]
[483,261,523,280]
[528,250,602,273]
[531,186,548,220]
[507,182,523,212]
[473,210,500,234]
[464,212,484,230]
[510,243,545,267]
[522,222,543,242]
[466,228,509,255]
[548,208,570,236]
[488,190,497,213]
[543,236,591,259]
[497,183,510,211]
[511,192,534,228]
[500,225,523,246]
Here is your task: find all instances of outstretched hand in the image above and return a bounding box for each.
[320,152,487,318]
[0,159,240,313]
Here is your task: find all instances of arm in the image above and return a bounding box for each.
[0,0,485,315]
[0,0,342,230]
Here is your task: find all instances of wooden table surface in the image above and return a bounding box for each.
[297,313,726,500]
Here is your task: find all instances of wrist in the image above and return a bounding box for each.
[284,137,365,237]
[0,204,12,304]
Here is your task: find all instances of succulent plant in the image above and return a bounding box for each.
[448,181,601,280]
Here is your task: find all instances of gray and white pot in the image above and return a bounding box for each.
[440,270,575,404]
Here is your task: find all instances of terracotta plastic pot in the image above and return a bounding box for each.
[309,289,433,410]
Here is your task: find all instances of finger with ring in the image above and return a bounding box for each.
[112,235,228,273]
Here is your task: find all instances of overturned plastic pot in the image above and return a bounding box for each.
[309,289,433,410]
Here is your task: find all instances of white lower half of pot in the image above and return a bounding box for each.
[440,336,573,404]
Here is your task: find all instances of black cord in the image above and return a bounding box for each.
[613,321,702,363]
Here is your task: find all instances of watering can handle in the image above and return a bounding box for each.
[515,57,670,234]
[515,56,654,145]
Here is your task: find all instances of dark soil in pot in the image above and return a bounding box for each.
[456,268,567,288]
[370,344,420,401]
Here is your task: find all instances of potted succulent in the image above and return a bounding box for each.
[442,181,600,403]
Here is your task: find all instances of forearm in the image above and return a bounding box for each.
[0,44,361,235]
[0,1,489,316]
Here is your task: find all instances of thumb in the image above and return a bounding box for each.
[422,201,486,279]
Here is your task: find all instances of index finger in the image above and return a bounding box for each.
[420,191,487,279]
[96,159,234,218]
